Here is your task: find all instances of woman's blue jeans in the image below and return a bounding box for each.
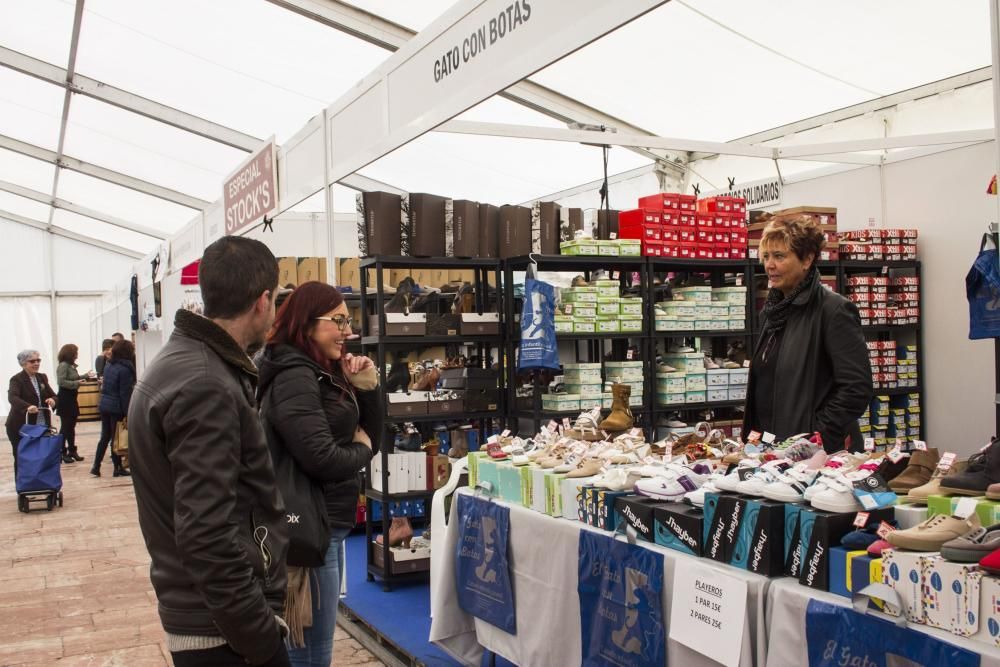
[288,528,351,667]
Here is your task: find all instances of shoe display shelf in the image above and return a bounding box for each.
[502,254,651,437]
[647,258,753,435]
[359,255,507,590]
[751,258,924,446]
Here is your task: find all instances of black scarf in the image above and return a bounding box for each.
[761,265,818,333]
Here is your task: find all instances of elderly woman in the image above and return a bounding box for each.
[5,349,56,474]
[743,215,872,453]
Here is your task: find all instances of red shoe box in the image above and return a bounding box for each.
[729,246,746,259]
[696,243,715,260]
[662,211,679,226]
[620,223,662,241]
[638,193,680,212]
[678,212,696,227]
[696,213,715,228]
[678,243,697,259]
[678,194,697,212]
[662,243,680,258]
[714,231,730,244]
[696,228,713,244]
[642,240,664,257]
[620,208,660,227]
[678,226,698,243]
[714,243,732,259]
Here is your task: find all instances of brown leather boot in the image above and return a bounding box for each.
[888,448,940,492]
[598,383,633,433]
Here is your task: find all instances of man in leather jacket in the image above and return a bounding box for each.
[129,236,291,667]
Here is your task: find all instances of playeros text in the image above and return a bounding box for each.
[433,1,532,83]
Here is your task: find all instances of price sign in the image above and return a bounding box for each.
[762,432,775,445]
[877,521,896,539]
[500,429,511,438]
[562,417,572,430]
[747,430,761,443]
[913,440,928,451]
[955,497,979,520]
[669,560,748,667]
[853,511,871,528]
[742,360,751,368]
[887,446,904,463]
[864,438,876,452]
[938,452,957,470]
[547,420,558,432]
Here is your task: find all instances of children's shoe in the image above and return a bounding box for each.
[940,523,1000,563]
[761,465,819,503]
[867,539,892,557]
[980,545,1000,575]
[684,473,722,508]
[842,520,898,550]
[810,475,864,513]
[886,513,982,552]
[734,460,792,497]
[715,459,760,492]
[635,471,704,501]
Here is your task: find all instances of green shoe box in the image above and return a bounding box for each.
[927,495,1000,526]
[496,462,522,504]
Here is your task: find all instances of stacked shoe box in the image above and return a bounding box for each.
[545,363,602,412]
[657,351,749,406]
[890,276,920,325]
[897,344,919,388]
[559,237,642,257]
[866,341,897,390]
[654,286,746,332]
[840,228,918,261]
[557,282,643,334]
[701,492,787,577]
[748,206,838,260]
[847,276,890,329]
[621,193,747,258]
[604,361,645,409]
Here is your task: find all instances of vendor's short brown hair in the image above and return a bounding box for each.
[759,214,825,262]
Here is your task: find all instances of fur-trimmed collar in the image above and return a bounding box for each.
[173,309,257,377]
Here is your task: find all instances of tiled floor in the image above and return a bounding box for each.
[0,421,384,667]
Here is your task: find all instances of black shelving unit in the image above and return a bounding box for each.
[503,254,650,437]
[647,258,754,430]
[359,255,506,590]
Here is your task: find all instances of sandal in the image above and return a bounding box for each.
[565,408,604,442]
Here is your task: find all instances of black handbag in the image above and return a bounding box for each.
[271,449,331,567]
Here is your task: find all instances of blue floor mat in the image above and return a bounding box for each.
[341,534,517,667]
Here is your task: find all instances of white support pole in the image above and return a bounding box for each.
[323,108,337,284]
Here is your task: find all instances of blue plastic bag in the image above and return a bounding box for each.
[454,494,516,634]
[577,532,665,667]
[517,278,560,371]
[16,423,64,494]
[805,599,980,667]
[967,235,1000,339]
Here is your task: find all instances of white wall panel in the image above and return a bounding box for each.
[0,217,47,292]
[56,296,102,374]
[52,237,136,291]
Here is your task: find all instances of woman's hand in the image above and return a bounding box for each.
[354,427,372,449]
[45,398,55,408]
[26,405,38,415]
[340,352,374,377]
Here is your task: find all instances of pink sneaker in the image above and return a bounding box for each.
[867,539,891,557]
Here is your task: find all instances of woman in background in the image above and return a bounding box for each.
[91,339,135,477]
[56,343,88,463]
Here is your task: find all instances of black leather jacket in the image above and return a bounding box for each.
[744,277,873,453]
[128,309,288,665]
[257,344,381,529]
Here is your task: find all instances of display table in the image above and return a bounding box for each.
[764,577,1000,667]
[430,488,771,667]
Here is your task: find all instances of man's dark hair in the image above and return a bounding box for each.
[101,339,114,351]
[111,332,124,339]
[199,237,278,319]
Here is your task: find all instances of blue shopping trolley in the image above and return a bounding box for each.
[16,408,64,512]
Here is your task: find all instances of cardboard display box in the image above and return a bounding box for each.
[408,193,447,257]
[451,200,480,258]
[732,498,786,577]
[799,507,894,591]
[703,492,746,564]
[499,205,532,258]
[829,547,882,599]
[296,257,327,285]
[278,256,298,287]
[654,503,704,557]
[357,191,402,256]
[883,548,939,623]
[479,204,500,258]
[921,556,983,637]
[614,495,666,543]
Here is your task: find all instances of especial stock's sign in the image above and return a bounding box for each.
[223,140,278,235]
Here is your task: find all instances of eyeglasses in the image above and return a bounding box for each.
[27,359,41,364]
[314,315,353,331]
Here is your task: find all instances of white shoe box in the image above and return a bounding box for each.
[882,549,939,623]
[894,503,929,530]
[407,452,427,491]
[531,467,550,513]
[921,556,983,636]
[561,475,599,521]
[973,574,1000,648]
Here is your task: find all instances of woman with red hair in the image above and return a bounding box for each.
[257,281,380,666]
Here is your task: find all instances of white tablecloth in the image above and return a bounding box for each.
[430,488,771,667]
[764,577,1000,667]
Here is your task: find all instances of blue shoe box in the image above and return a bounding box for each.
[730,498,785,577]
[703,491,747,564]
[653,503,704,557]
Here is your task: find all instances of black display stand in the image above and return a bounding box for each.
[358,256,505,590]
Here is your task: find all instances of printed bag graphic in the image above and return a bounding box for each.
[577,532,665,667]
[454,494,516,634]
[517,278,560,371]
[967,235,1000,339]
[805,599,980,667]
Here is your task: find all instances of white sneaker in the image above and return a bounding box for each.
[715,459,760,492]
[635,470,706,501]
[593,467,642,491]
[801,454,868,502]
[684,473,722,507]
[761,464,820,502]
[809,474,863,513]
[734,460,792,496]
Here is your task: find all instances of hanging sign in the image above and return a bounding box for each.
[223,138,278,235]
[705,176,781,210]
[454,494,516,633]
[668,559,748,667]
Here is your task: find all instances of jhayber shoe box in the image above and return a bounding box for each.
[784,503,807,578]
[653,503,704,557]
[614,496,665,543]
[799,507,894,591]
[731,498,785,577]
[703,492,746,564]
[596,490,629,531]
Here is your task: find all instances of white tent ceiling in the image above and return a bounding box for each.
[0,0,992,257]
